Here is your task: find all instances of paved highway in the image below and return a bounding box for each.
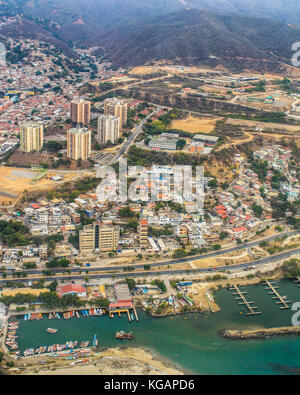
[4,230,300,283]
[18,229,300,276]
[1,246,300,285]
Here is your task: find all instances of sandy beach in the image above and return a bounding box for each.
[25,347,184,375]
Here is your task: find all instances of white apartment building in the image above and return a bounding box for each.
[98,114,120,144]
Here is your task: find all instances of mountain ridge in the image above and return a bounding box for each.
[95,9,300,70]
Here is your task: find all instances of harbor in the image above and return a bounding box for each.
[229,285,261,316]
[262,280,291,310]
[4,278,300,375]
[4,308,128,357]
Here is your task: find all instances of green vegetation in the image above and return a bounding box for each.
[172,248,187,258]
[282,259,300,278]
[22,262,37,269]
[126,278,136,290]
[252,204,263,218]
[149,225,173,237]
[46,258,70,268]
[44,140,65,152]
[228,111,287,124]
[119,207,137,218]
[151,279,167,292]
[176,139,186,150]
[0,220,31,247]
[245,79,266,92]
[128,145,203,169]
[248,155,268,182]
[46,177,99,202]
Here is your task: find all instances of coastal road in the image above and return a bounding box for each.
[18,229,300,277]
[1,246,300,285]
[3,235,300,285]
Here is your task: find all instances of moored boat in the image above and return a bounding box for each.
[115,331,134,340]
[46,328,58,334]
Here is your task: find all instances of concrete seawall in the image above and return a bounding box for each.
[222,326,300,340]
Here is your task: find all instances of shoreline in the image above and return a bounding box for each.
[22,346,186,375]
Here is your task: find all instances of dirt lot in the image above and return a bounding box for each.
[8,150,54,167]
[226,118,300,134]
[0,166,94,206]
[205,159,235,183]
[129,66,159,75]
[171,115,221,134]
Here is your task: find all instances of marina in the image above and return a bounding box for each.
[262,280,291,310]
[4,279,300,374]
[229,285,261,316]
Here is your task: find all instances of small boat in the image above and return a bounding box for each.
[115,331,134,340]
[76,311,80,318]
[11,345,18,350]
[47,328,58,334]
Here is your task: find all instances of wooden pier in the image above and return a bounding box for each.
[109,308,137,322]
[230,285,261,316]
[262,280,290,310]
[133,307,139,322]
[127,309,132,322]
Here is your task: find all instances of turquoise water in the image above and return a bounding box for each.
[12,279,300,374]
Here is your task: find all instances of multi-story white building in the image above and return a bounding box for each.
[104,97,127,129]
[67,127,91,160]
[98,114,120,144]
[19,121,43,152]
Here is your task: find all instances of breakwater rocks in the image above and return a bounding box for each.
[221,326,300,340]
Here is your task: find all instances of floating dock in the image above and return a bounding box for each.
[262,280,290,310]
[230,285,261,316]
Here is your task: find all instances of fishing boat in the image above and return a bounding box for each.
[11,345,18,350]
[115,331,134,340]
[46,328,58,334]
